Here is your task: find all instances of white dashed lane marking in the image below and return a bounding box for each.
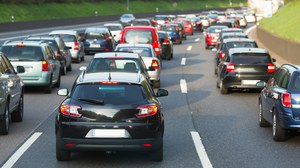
[191,131,213,168]
[187,45,192,51]
[180,79,187,93]
[181,58,186,65]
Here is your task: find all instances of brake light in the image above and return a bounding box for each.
[219,52,225,59]
[42,60,49,71]
[106,37,111,41]
[74,41,79,50]
[136,104,158,118]
[16,44,26,47]
[163,39,169,45]
[100,81,119,84]
[60,104,82,118]
[282,92,291,108]
[226,62,235,72]
[206,34,212,39]
[151,60,159,70]
[268,63,275,73]
[104,48,109,52]
[155,48,160,52]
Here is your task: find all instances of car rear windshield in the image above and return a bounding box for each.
[72,84,146,105]
[1,46,44,61]
[132,21,150,26]
[226,42,257,48]
[208,27,225,33]
[116,47,153,58]
[289,72,300,92]
[57,34,76,42]
[85,32,108,39]
[105,25,122,31]
[161,25,177,31]
[158,33,167,39]
[231,53,271,64]
[87,58,142,73]
[124,30,154,44]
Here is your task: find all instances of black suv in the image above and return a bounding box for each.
[0,52,25,135]
[259,64,300,141]
[217,48,276,94]
[214,38,258,75]
[55,71,168,161]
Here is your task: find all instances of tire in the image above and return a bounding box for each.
[205,45,209,50]
[76,56,81,63]
[61,65,67,76]
[0,103,9,135]
[44,77,53,94]
[54,73,61,88]
[81,55,85,62]
[11,94,24,122]
[220,80,228,94]
[272,113,287,141]
[258,101,270,127]
[153,80,160,88]
[216,78,220,88]
[150,143,163,161]
[56,138,71,161]
[67,63,72,71]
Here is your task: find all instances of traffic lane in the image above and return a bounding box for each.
[10,34,202,168]
[0,56,94,166]
[188,32,300,167]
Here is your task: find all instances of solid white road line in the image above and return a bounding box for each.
[181,58,186,65]
[2,132,43,168]
[180,79,187,93]
[187,45,192,51]
[191,131,213,168]
[195,38,200,42]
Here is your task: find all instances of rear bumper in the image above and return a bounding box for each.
[19,73,51,86]
[222,74,271,89]
[278,107,300,129]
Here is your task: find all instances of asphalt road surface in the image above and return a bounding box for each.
[1,21,300,168]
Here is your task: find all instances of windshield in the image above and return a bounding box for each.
[1,45,44,61]
[72,84,146,105]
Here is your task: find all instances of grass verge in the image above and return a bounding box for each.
[0,0,245,23]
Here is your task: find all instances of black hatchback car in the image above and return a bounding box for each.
[259,64,300,141]
[217,48,276,94]
[157,30,173,60]
[55,72,168,161]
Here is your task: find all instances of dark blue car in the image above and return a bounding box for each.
[259,64,300,141]
[83,27,115,55]
[161,23,182,44]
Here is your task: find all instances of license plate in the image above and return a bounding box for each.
[85,129,130,138]
[241,80,260,85]
[90,43,100,48]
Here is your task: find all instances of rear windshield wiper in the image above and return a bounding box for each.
[78,98,104,105]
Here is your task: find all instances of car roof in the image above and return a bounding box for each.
[77,72,144,84]
[93,52,140,59]
[116,43,153,48]
[2,40,47,47]
[223,38,256,43]
[85,27,109,32]
[123,26,155,30]
[208,25,228,29]
[222,28,243,32]
[26,36,57,41]
[229,48,268,55]
[49,30,77,35]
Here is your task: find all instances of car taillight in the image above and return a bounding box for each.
[226,62,235,72]
[74,41,79,50]
[60,104,82,118]
[282,92,291,108]
[105,48,109,52]
[219,52,225,59]
[151,60,159,70]
[206,34,212,39]
[268,63,275,73]
[106,37,111,41]
[42,60,49,71]
[136,104,158,118]
[163,39,169,44]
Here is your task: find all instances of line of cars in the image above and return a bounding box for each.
[205,9,300,142]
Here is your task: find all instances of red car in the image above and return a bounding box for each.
[119,26,161,57]
[173,18,194,35]
[204,25,228,49]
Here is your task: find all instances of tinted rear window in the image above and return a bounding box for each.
[72,84,146,105]
[1,45,44,61]
[57,34,76,42]
[85,32,107,39]
[231,54,271,64]
[226,42,257,48]
[125,30,154,44]
[87,58,142,73]
[116,47,153,58]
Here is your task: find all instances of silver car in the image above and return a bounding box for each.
[0,41,61,93]
[115,43,162,88]
[49,30,85,63]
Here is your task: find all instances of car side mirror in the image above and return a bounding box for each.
[156,89,168,97]
[16,66,25,73]
[57,89,68,96]
[256,81,266,87]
